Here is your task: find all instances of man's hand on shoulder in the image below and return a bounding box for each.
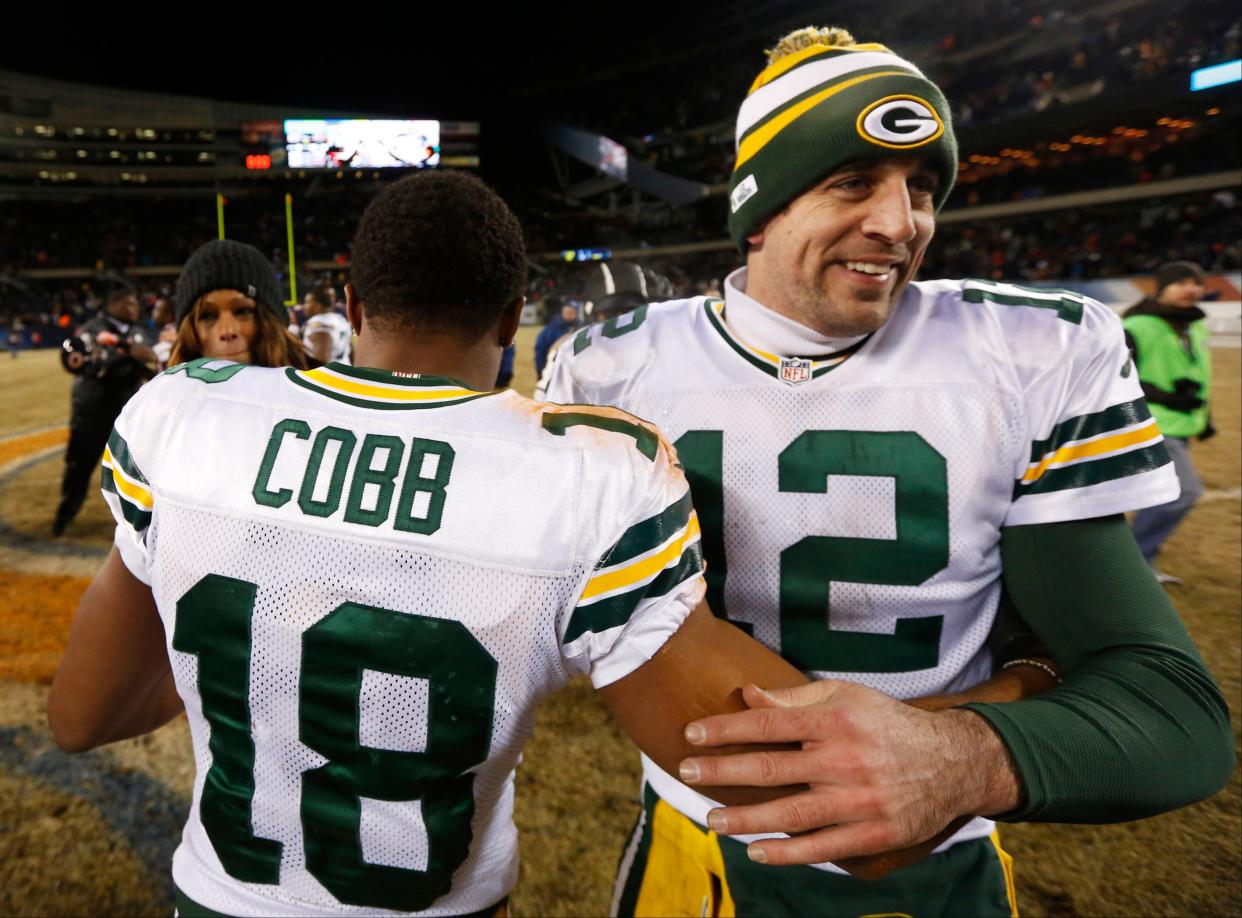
[677,680,1021,870]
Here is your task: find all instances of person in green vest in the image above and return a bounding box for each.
[1123,261,1214,584]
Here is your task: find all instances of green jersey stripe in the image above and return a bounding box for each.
[1028,398,1154,464]
[811,337,869,377]
[704,301,867,380]
[1012,442,1171,499]
[963,282,1085,325]
[541,411,660,461]
[602,490,694,569]
[102,469,153,532]
[284,370,495,410]
[704,301,778,377]
[106,429,148,485]
[565,542,704,643]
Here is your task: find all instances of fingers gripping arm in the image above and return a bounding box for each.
[599,601,810,807]
[598,603,1027,878]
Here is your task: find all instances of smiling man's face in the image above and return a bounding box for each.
[744,155,939,337]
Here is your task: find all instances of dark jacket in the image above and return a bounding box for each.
[73,313,154,393]
[535,316,576,377]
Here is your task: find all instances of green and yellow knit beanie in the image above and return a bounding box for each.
[727,27,958,250]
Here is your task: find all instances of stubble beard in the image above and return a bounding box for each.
[797,268,900,338]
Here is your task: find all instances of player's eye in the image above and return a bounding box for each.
[832,177,869,192]
[910,175,939,195]
[199,311,217,323]
[236,307,256,319]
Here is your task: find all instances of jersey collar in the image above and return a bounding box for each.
[704,286,870,383]
[286,362,502,410]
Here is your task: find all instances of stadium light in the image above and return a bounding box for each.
[1190,59,1241,91]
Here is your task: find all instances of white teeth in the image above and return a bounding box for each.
[845,261,893,276]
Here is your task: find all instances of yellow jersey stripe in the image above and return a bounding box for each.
[581,514,702,601]
[302,369,477,402]
[736,70,909,169]
[1022,420,1161,483]
[747,42,892,94]
[102,448,154,509]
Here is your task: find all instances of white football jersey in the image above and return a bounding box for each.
[540,270,1179,865]
[101,359,705,916]
[304,311,353,364]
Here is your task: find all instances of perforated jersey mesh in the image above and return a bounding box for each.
[638,381,1021,697]
[153,499,585,916]
[624,363,1025,862]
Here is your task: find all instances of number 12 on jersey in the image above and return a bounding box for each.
[674,429,949,674]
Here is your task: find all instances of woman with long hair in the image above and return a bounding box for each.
[170,239,310,369]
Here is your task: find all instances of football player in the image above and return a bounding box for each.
[48,170,1016,917]
[539,26,1233,918]
[303,285,354,365]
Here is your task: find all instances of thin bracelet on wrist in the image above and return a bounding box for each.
[1000,657,1062,683]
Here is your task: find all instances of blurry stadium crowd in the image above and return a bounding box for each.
[5,182,1237,344]
[574,0,1240,167]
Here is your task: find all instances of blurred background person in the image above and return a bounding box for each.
[1124,261,1215,583]
[150,296,177,370]
[301,284,353,364]
[168,239,309,370]
[534,296,577,377]
[496,342,515,388]
[53,286,158,536]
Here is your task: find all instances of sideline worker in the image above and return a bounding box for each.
[1124,260,1214,584]
[54,287,157,536]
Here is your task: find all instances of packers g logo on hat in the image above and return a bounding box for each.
[856,95,944,149]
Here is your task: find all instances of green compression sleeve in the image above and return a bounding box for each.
[963,515,1234,823]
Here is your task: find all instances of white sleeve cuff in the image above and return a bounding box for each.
[585,576,705,689]
[113,523,152,585]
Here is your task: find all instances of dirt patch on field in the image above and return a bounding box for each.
[0,350,74,435]
[0,447,116,549]
[0,570,89,683]
[513,678,643,917]
[0,770,165,917]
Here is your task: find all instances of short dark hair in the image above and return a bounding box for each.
[305,286,332,309]
[106,286,137,306]
[351,171,526,337]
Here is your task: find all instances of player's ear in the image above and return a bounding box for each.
[498,296,524,349]
[344,284,363,335]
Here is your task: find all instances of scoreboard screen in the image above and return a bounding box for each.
[285,119,441,169]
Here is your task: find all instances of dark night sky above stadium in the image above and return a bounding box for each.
[6,3,830,120]
[5,4,865,184]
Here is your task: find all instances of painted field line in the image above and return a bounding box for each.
[0,443,108,566]
[0,427,69,471]
[0,424,68,445]
[1201,486,1242,503]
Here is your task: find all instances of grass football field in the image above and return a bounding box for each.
[0,331,1237,916]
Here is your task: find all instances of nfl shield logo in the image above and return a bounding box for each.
[779,357,812,386]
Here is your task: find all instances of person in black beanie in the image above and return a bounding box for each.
[53,286,158,536]
[168,239,309,370]
[1123,260,1213,584]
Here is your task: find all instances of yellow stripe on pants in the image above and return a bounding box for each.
[634,798,737,918]
[989,830,1019,918]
